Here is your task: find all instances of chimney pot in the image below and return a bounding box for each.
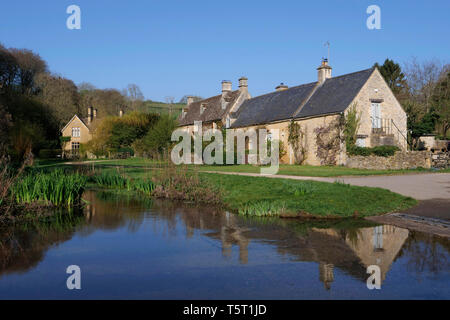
[317,58,332,84]
[87,106,93,123]
[187,96,195,105]
[222,80,232,95]
[275,83,289,92]
[238,77,248,92]
[93,108,98,118]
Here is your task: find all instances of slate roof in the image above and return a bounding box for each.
[231,68,374,128]
[178,90,241,126]
[294,68,374,119]
[230,82,317,128]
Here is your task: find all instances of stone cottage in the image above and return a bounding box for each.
[230,59,408,165]
[61,106,99,154]
[178,77,251,132]
[61,106,125,155]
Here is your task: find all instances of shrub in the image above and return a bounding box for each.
[136,114,177,156]
[348,145,400,157]
[38,149,62,159]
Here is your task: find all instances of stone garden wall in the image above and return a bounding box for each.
[346,151,432,170]
[431,151,450,169]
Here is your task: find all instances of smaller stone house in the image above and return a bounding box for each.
[61,106,100,154]
[230,60,408,165]
[178,77,251,132]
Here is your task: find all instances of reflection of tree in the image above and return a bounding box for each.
[402,232,450,277]
[0,213,83,277]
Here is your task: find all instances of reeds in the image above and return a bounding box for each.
[12,169,87,206]
[92,170,128,188]
[238,200,287,216]
[90,170,155,194]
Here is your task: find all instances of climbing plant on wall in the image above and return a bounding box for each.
[288,120,307,164]
[314,116,345,165]
[344,103,361,151]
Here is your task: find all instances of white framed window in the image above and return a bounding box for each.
[71,142,80,151]
[72,127,81,137]
[225,116,231,128]
[356,137,366,147]
[371,103,381,129]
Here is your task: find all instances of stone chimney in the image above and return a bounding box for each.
[181,108,188,118]
[275,83,288,92]
[222,80,232,96]
[187,96,195,105]
[87,106,93,123]
[238,77,248,92]
[317,58,332,84]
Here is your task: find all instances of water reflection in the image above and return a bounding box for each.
[0,190,449,298]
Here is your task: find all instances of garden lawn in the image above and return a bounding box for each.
[69,157,449,177]
[199,173,417,217]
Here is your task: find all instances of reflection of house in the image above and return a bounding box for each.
[184,209,409,289]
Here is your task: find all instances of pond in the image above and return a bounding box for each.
[0,190,449,299]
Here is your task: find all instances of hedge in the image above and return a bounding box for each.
[347,145,400,157]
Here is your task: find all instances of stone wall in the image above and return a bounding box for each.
[431,151,450,169]
[346,151,432,170]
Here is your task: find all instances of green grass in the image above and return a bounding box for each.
[197,164,446,177]
[199,173,417,217]
[96,167,418,217]
[67,157,450,177]
[29,159,424,218]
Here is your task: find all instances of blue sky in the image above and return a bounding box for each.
[1,0,449,101]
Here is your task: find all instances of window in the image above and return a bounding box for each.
[225,116,231,129]
[71,142,80,151]
[371,103,381,129]
[356,137,366,147]
[373,226,383,250]
[72,127,81,137]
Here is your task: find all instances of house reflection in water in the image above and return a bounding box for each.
[0,190,437,291]
[311,225,409,288]
[148,200,411,289]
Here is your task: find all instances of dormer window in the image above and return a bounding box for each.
[225,116,231,128]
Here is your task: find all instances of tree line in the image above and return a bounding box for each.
[374,58,450,148]
[0,44,181,162]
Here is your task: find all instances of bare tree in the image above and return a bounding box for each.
[404,58,443,113]
[9,48,47,95]
[77,82,96,92]
[124,83,144,109]
[165,96,175,114]
[35,73,80,126]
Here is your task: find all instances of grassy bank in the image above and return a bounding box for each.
[57,157,450,177]
[3,162,418,221]
[94,166,417,217]
[200,173,417,217]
